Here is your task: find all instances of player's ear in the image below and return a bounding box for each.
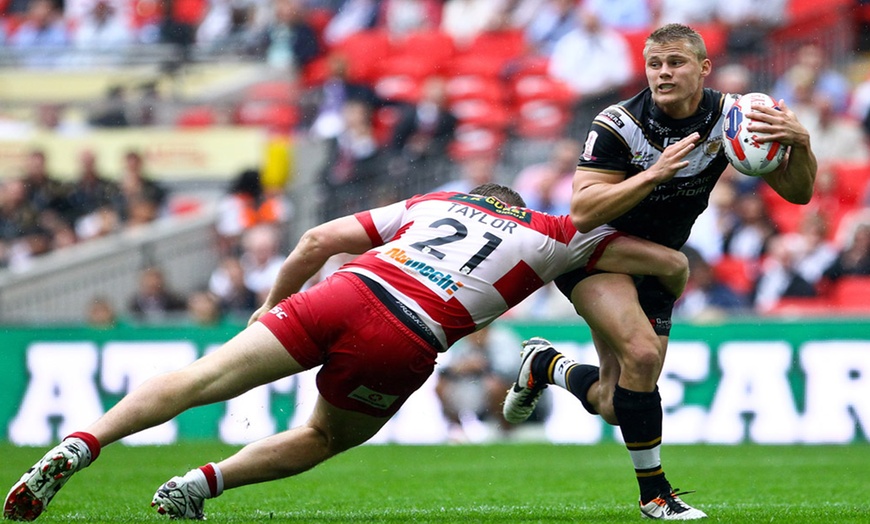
[700,58,712,78]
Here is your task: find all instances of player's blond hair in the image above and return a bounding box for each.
[644,23,708,62]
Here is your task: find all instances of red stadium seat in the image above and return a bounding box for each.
[766,296,835,316]
[449,28,529,78]
[448,123,506,161]
[831,162,870,208]
[393,29,457,75]
[449,99,512,129]
[510,74,575,106]
[830,276,870,313]
[176,106,218,127]
[245,81,298,103]
[514,99,570,139]
[712,255,756,296]
[445,75,507,105]
[374,74,422,104]
[234,102,299,133]
[332,29,393,84]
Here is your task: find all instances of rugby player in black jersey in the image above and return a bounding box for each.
[503,23,817,520]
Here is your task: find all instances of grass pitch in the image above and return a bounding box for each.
[1,442,867,523]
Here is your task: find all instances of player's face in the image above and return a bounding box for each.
[644,40,711,119]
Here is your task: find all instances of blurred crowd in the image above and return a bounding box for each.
[2,0,870,325]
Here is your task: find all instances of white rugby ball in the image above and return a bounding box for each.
[722,92,786,176]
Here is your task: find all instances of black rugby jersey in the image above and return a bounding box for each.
[577,87,738,250]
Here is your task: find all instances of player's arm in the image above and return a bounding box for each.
[752,99,817,204]
[592,235,689,298]
[249,215,373,324]
[570,133,700,233]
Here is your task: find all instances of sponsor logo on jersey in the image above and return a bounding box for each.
[582,131,599,161]
[348,385,399,410]
[600,109,625,128]
[704,139,722,156]
[448,194,531,223]
[382,247,465,296]
[631,150,655,168]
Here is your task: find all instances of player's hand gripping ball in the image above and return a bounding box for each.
[722,92,787,176]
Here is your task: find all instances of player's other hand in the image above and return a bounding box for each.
[248,304,271,326]
[649,132,699,184]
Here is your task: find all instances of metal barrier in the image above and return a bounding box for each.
[0,203,220,325]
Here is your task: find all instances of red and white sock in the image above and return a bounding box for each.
[188,463,224,499]
[64,431,101,466]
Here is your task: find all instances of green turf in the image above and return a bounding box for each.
[2,442,867,523]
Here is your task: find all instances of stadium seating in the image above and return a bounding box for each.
[830,276,870,313]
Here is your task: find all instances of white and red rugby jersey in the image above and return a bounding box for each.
[339,191,600,350]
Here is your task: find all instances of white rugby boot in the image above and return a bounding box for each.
[502,337,555,424]
[640,489,707,520]
[3,438,92,521]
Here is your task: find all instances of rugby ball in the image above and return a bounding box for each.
[722,92,786,176]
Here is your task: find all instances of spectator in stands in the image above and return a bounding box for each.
[86,295,119,328]
[582,0,652,32]
[710,62,754,96]
[306,53,380,140]
[237,223,286,303]
[73,0,133,51]
[208,255,259,318]
[848,72,870,137]
[250,0,320,72]
[322,0,379,46]
[721,192,778,261]
[822,220,870,282]
[801,93,870,165]
[128,265,188,322]
[215,168,290,256]
[715,0,786,60]
[5,224,53,271]
[66,149,123,227]
[118,150,167,222]
[435,153,498,193]
[785,211,839,287]
[674,246,748,320]
[751,234,819,313]
[154,0,200,52]
[19,149,71,221]
[197,0,259,51]
[88,85,130,127]
[379,0,441,40]
[435,324,524,442]
[441,0,504,47]
[653,0,717,26]
[505,0,548,29]
[9,0,70,67]
[0,178,40,267]
[387,76,458,179]
[685,175,737,264]
[320,99,385,220]
[522,0,577,56]
[548,6,634,137]
[186,290,225,326]
[772,43,851,116]
[511,137,580,216]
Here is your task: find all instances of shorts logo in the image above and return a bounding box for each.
[348,385,399,410]
[269,305,288,319]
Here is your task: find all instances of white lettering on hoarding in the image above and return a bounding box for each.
[661,342,711,444]
[6,338,870,445]
[9,343,104,446]
[101,342,198,445]
[706,342,800,444]
[801,341,870,443]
